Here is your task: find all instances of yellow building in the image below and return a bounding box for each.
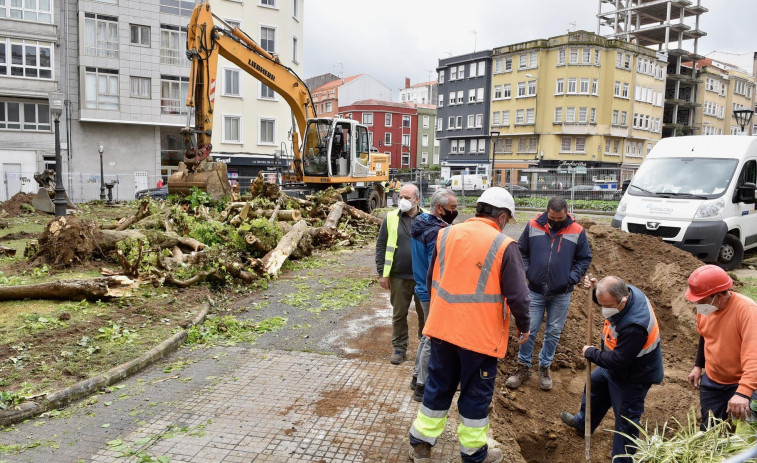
[489,31,666,186]
[694,59,755,136]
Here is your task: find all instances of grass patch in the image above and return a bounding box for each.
[280,277,375,313]
[186,315,286,347]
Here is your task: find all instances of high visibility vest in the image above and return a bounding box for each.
[603,286,660,357]
[382,207,427,278]
[424,217,514,358]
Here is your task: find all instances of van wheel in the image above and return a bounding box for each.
[716,234,744,271]
[365,189,381,213]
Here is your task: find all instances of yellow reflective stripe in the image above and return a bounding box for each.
[456,420,489,453]
[430,281,504,303]
[410,407,448,445]
[383,210,400,278]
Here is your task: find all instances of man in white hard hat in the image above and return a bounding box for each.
[408,187,531,463]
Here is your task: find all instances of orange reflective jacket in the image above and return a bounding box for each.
[424,217,514,358]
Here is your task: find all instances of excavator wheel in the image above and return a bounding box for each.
[365,189,382,213]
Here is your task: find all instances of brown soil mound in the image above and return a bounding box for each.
[0,192,36,218]
[493,224,705,463]
[32,216,100,268]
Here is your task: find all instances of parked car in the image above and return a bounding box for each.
[135,185,169,200]
[508,184,530,198]
[565,184,603,200]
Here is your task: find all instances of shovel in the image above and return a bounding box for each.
[585,273,594,461]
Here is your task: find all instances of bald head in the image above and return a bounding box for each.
[400,183,419,201]
[596,276,630,304]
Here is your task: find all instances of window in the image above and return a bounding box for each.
[614,81,621,97]
[160,0,195,17]
[259,118,277,145]
[612,110,619,125]
[494,85,502,99]
[448,116,454,129]
[561,137,571,152]
[422,134,429,147]
[385,132,391,145]
[448,91,455,105]
[260,0,277,7]
[458,65,464,78]
[292,36,298,63]
[476,87,484,102]
[456,91,463,104]
[469,139,477,153]
[478,138,486,153]
[438,70,445,83]
[85,67,119,110]
[503,84,511,99]
[292,0,299,19]
[516,109,524,124]
[525,109,534,124]
[0,100,50,131]
[450,66,457,80]
[130,25,150,46]
[594,50,600,65]
[622,83,629,98]
[160,74,189,114]
[492,111,500,125]
[578,107,587,123]
[566,107,575,123]
[477,61,485,76]
[529,52,537,68]
[0,38,53,79]
[468,89,476,103]
[438,95,443,107]
[223,115,241,142]
[580,78,589,94]
[501,138,513,153]
[402,115,410,128]
[130,76,150,98]
[224,69,240,96]
[260,26,276,53]
[557,49,565,65]
[385,113,392,127]
[569,48,578,64]
[469,62,476,77]
[517,82,526,97]
[527,81,536,96]
[160,25,188,65]
[504,57,512,72]
[475,114,483,128]
[362,113,373,125]
[518,53,527,69]
[556,78,564,94]
[554,107,562,123]
[450,140,458,154]
[421,152,428,165]
[401,153,410,166]
[260,83,275,99]
[3,0,52,22]
[324,102,332,112]
[567,78,577,94]
[590,108,596,123]
[422,115,429,129]
[621,111,627,126]
[84,14,119,58]
[502,110,510,126]
[402,134,410,146]
[592,79,598,95]
[582,48,590,63]
[494,58,503,73]
[467,114,475,128]
[456,115,462,128]
[575,137,585,152]
[436,118,442,131]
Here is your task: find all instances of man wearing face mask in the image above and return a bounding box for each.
[560,275,663,463]
[376,183,426,365]
[506,196,592,391]
[408,187,531,463]
[685,265,757,429]
[408,188,458,402]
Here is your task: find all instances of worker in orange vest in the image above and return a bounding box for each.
[408,187,531,463]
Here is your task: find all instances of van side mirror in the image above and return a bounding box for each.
[735,182,756,204]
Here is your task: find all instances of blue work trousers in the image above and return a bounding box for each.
[699,372,757,430]
[517,291,572,368]
[573,366,651,463]
[409,338,497,463]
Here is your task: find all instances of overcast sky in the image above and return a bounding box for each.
[303,0,755,96]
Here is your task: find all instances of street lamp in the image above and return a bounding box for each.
[98,142,105,200]
[489,130,500,187]
[48,92,67,217]
[733,109,754,134]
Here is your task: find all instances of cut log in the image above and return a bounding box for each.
[97,229,205,253]
[268,204,281,224]
[343,204,382,225]
[261,219,309,276]
[313,201,344,247]
[0,276,135,301]
[115,199,152,231]
[224,205,301,222]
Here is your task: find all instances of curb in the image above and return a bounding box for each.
[0,301,212,427]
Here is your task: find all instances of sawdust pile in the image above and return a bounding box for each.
[492,223,707,463]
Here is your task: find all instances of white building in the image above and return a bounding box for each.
[337,75,392,108]
[398,78,437,105]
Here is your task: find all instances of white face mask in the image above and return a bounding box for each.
[696,295,718,316]
[602,297,625,319]
[398,198,414,212]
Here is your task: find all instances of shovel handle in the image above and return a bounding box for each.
[585,273,593,461]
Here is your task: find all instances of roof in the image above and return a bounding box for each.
[343,99,417,110]
[403,81,436,89]
[312,74,363,93]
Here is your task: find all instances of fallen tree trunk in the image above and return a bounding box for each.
[343,204,382,225]
[98,229,204,253]
[225,203,302,222]
[261,219,309,276]
[0,276,135,301]
[313,201,344,247]
[115,199,152,231]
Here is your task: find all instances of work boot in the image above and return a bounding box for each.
[412,384,425,402]
[505,363,531,389]
[408,442,432,462]
[560,411,584,437]
[410,375,417,390]
[538,365,553,391]
[448,447,504,463]
[390,350,406,365]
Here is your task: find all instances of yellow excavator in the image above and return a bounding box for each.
[169,1,389,211]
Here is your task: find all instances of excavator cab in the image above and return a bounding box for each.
[302,118,370,180]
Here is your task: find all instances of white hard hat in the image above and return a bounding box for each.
[477,187,515,215]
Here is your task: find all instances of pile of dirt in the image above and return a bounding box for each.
[31,215,101,268]
[0,192,36,218]
[493,223,707,463]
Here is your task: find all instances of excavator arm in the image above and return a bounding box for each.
[182,1,314,178]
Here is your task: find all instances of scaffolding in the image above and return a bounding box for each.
[597,0,708,137]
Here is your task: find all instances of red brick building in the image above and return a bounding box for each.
[338,100,418,170]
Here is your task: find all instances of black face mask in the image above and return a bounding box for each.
[440,208,458,224]
[548,219,565,230]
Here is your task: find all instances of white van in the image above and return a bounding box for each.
[612,135,757,270]
[447,174,484,192]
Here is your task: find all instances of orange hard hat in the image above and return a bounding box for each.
[685,264,733,301]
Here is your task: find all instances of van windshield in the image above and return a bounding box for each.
[628,157,739,199]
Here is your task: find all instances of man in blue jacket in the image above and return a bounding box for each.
[561,275,664,463]
[409,188,458,402]
[506,196,592,391]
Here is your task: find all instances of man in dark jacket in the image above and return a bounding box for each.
[560,275,664,463]
[376,183,425,365]
[408,188,457,402]
[506,196,592,391]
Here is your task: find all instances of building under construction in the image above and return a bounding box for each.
[597,0,708,137]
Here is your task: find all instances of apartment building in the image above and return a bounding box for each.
[310,74,392,119]
[0,0,59,200]
[436,51,492,179]
[488,31,666,186]
[338,100,418,171]
[692,59,754,136]
[416,105,439,168]
[399,78,437,105]
[311,75,360,118]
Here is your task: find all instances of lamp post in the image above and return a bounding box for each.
[48,92,67,217]
[733,109,754,134]
[98,142,106,200]
[489,130,500,187]
[273,151,281,184]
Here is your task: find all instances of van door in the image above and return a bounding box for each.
[735,159,757,249]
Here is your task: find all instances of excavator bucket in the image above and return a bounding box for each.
[32,188,77,214]
[167,161,232,199]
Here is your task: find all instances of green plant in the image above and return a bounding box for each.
[185,187,213,208]
[97,323,139,345]
[186,315,286,346]
[0,390,25,410]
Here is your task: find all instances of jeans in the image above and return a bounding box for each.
[389,277,424,353]
[409,338,497,463]
[699,373,757,429]
[517,291,572,368]
[413,301,431,385]
[573,366,651,463]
